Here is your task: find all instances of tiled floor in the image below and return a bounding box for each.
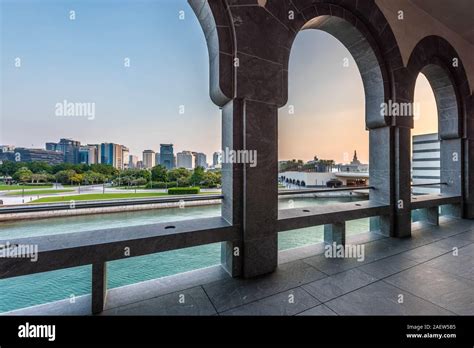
[5,217,474,316]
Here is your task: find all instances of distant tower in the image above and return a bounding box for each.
[351,150,361,165]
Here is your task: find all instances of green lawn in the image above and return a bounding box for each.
[0,184,53,191]
[5,189,74,196]
[31,191,221,203]
[32,192,169,203]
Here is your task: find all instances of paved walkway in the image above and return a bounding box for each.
[5,217,474,316]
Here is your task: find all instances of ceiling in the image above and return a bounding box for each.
[410,0,474,44]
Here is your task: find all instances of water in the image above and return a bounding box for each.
[0,196,368,312]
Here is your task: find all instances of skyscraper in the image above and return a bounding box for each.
[100,143,125,169]
[122,146,130,169]
[142,150,156,169]
[160,144,175,170]
[79,145,98,165]
[193,152,207,169]
[177,151,193,169]
[155,153,161,167]
[46,138,81,164]
[213,151,221,167]
[129,155,138,169]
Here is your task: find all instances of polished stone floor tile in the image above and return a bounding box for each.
[357,254,418,279]
[103,286,216,316]
[221,287,319,316]
[424,244,474,281]
[296,304,337,316]
[325,281,454,315]
[105,265,228,310]
[302,268,377,302]
[385,265,474,315]
[397,243,451,263]
[450,230,474,242]
[203,260,326,312]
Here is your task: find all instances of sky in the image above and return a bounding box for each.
[279,30,438,163]
[0,0,438,164]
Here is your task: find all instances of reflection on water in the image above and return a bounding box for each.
[0,196,368,312]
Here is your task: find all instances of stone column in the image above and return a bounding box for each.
[369,126,393,236]
[221,100,244,277]
[464,94,474,218]
[241,100,279,278]
[92,262,107,314]
[393,126,413,237]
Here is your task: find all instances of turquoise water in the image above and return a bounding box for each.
[0,196,368,312]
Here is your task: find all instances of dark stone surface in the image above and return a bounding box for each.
[296,304,338,316]
[424,243,474,281]
[357,254,418,279]
[202,260,326,312]
[417,207,439,225]
[302,268,377,302]
[325,281,454,315]
[220,287,319,316]
[324,222,346,246]
[91,263,107,315]
[385,265,474,315]
[103,286,217,316]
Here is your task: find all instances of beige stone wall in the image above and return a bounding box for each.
[376,0,474,93]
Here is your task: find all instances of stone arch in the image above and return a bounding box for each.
[262,1,403,129]
[286,5,397,128]
[406,35,471,210]
[407,36,471,139]
[189,0,236,107]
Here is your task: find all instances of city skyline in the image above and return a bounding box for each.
[1,0,439,165]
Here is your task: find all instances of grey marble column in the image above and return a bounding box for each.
[369,126,394,236]
[92,262,107,314]
[221,100,244,277]
[464,95,474,218]
[242,99,279,278]
[393,126,412,237]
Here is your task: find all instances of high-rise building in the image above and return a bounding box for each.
[160,144,175,170]
[177,151,193,169]
[0,145,15,164]
[155,153,161,167]
[0,145,15,153]
[79,145,98,165]
[412,133,440,195]
[88,144,101,164]
[122,146,130,169]
[46,138,81,164]
[129,155,138,169]
[13,148,64,165]
[142,150,156,169]
[193,152,207,169]
[213,151,221,167]
[100,143,125,169]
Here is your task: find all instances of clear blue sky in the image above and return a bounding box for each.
[1,0,219,159]
[1,0,436,163]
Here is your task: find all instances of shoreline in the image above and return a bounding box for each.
[0,191,368,222]
[0,199,222,222]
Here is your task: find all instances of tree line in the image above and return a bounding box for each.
[0,161,221,188]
